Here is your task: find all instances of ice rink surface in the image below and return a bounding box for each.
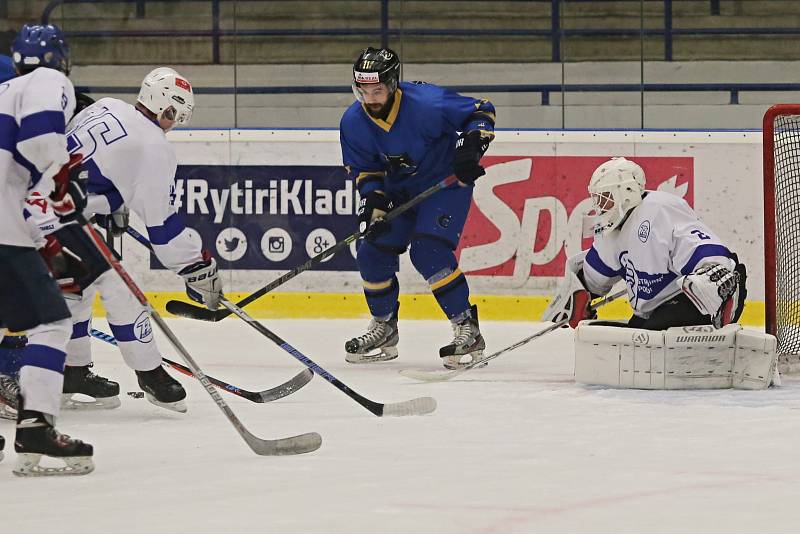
[3,317,800,534]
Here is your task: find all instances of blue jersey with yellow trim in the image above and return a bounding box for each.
[340,81,495,200]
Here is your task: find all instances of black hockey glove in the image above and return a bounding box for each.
[50,153,88,223]
[357,192,394,241]
[94,206,130,237]
[39,224,110,296]
[453,130,491,185]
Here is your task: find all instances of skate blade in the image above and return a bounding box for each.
[443,350,487,370]
[13,453,95,477]
[345,346,398,364]
[144,392,187,414]
[61,393,122,410]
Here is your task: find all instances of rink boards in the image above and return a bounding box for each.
[105,129,766,325]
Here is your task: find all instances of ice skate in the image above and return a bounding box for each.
[0,433,5,463]
[62,364,121,410]
[345,313,399,363]
[0,374,19,420]
[440,305,486,370]
[13,406,94,477]
[136,365,187,413]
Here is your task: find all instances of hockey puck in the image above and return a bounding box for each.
[127,391,145,399]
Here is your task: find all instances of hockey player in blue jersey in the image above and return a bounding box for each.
[0,24,94,475]
[340,47,495,369]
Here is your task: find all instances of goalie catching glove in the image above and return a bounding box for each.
[178,251,223,310]
[681,263,740,328]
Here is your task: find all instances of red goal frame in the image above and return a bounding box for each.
[763,104,800,339]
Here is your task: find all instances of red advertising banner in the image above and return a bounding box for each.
[457,156,694,278]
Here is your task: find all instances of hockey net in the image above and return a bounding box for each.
[764,104,800,372]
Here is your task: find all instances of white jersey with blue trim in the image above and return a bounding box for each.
[0,67,75,248]
[582,190,736,319]
[28,97,201,272]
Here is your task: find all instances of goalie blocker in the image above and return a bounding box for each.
[574,322,779,390]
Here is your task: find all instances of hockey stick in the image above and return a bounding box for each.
[89,329,313,404]
[124,226,435,416]
[95,225,315,403]
[399,289,628,383]
[220,297,437,417]
[77,218,322,455]
[164,175,459,322]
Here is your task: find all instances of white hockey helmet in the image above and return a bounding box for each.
[137,67,194,128]
[588,157,646,235]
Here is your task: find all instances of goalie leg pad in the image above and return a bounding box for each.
[575,323,777,390]
[575,322,666,389]
[732,329,779,390]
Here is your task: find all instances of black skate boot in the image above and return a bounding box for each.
[440,305,486,370]
[14,405,94,477]
[345,307,399,363]
[1,433,4,463]
[62,364,121,410]
[136,365,187,413]
[0,374,19,420]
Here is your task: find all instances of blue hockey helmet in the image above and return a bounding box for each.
[11,24,70,75]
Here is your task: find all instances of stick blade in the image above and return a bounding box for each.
[165,299,222,321]
[381,396,437,417]
[398,368,463,383]
[258,369,314,403]
[245,431,323,456]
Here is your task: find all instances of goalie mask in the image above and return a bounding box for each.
[351,47,401,102]
[588,157,646,235]
[137,67,194,129]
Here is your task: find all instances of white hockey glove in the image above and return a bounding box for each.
[178,251,223,310]
[541,270,596,328]
[681,264,740,328]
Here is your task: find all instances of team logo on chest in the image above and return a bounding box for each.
[383,153,417,175]
[638,220,651,243]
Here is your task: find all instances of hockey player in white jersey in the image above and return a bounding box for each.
[543,157,746,330]
[23,67,223,413]
[0,24,94,476]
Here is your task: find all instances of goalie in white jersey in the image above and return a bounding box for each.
[544,157,746,330]
[24,67,223,413]
[542,158,777,391]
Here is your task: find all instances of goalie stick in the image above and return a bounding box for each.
[89,329,313,404]
[123,226,435,417]
[399,289,628,383]
[78,218,322,455]
[163,175,459,322]
[220,298,437,417]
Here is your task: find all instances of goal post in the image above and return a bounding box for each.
[764,104,800,364]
